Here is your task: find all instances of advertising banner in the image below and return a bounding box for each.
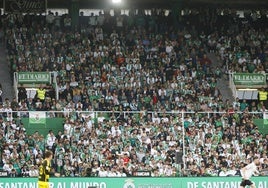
[233,73,266,86]
[4,0,47,13]
[0,177,267,188]
[29,111,46,124]
[18,72,51,84]
[264,112,268,125]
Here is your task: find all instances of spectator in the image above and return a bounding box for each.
[28,165,38,177]
[17,84,27,103]
[0,8,268,178]
[0,83,2,103]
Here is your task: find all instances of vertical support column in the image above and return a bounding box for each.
[171,0,182,28]
[69,0,80,31]
[182,111,186,172]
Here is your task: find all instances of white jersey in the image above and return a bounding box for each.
[240,162,258,180]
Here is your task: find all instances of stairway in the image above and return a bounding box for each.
[0,44,15,101]
[207,52,235,103]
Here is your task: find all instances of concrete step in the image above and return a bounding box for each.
[207,52,235,103]
[0,45,15,101]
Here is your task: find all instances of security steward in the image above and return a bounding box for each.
[259,87,268,109]
[36,85,46,103]
[259,88,267,101]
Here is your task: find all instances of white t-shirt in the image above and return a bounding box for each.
[240,162,258,180]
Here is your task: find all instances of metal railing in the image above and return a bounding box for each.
[1,110,265,172]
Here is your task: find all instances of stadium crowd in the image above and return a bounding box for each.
[0,8,268,177]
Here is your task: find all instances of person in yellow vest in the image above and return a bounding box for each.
[36,86,46,103]
[38,150,53,188]
[258,88,267,101]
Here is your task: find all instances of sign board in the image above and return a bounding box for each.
[233,73,266,86]
[29,111,46,124]
[0,171,8,177]
[264,112,268,125]
[4,0,47,13]
[18,72,51,84]
[133,171,151,177]
[0,177,267,188]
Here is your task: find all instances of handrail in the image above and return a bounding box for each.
[1,110,265,115]
[229,72,237,99]
[0,110,265,174]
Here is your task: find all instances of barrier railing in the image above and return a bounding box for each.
[1,110,265,119]
[1,110,266,173]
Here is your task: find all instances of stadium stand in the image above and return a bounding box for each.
[0,6,267,178]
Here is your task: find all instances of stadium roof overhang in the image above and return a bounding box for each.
[0,0,268,10]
